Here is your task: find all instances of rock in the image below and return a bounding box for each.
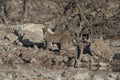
[31,58,39,64]
[111,40,120,47]
[91,65,99,71]
[111,59,120,72]
[92,75,105,80]
[15,40,23,46]
[51,77,62,80]
[99,62,108,67]
[70,71,91,80]
[62,68,92,80]
[22,36,34,46]
[7,73,13,79]
[91,39,112,61]
[13,57,24,64]
[0,33,5,40]
[81,54,91,62]
[4,0,23,23]
[3,78,10,80]
[3,45,11,51]
[44,19,56,29]
[0,58,3,65]
[107,73,118,80]
[92,73,118,80]
[69,58,76,67]
[117,73,120,80]
[6,33,18,43]
[113,53,120,60]
[61,71,71,78]
[17,23,44,46]
[91,62,109,71]
[55,55,65,62]
[99,66,108,71]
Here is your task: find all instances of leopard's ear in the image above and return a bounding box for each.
[45,26,49,29]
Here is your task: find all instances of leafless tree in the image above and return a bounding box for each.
[54,0,95,67]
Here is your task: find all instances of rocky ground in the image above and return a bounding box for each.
[0,0,120,80]
[0,24,119,80]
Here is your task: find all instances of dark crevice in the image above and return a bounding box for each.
[77,45,80,59]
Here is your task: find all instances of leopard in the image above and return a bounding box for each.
[42,27,72,50]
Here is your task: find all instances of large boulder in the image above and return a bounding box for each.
[18,23,44,46]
